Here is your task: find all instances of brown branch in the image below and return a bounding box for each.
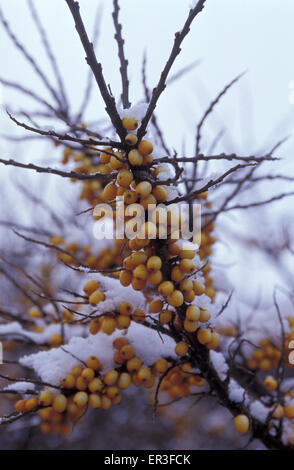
[65,0,125,139]
[112,0,131,109]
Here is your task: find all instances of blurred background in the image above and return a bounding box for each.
[0,0,294,449]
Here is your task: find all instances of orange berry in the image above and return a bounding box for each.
[86,356,101,371]
[122,117,138,131]
[89,289,105,306]
[158,281,174,296]
[167,290,184,307]
[186,305,200,321]
[125,133,138,146]
[128,149,143,166]
[119,270,133,287]
[101,317,117,335]
[175,341,189,356]
[138,140,153,156]
[234,415,249,433]
[88,393,101,409]
[15,399,27,413]
[53,394,67,413]
[117,169,133,188]
[39,390,53,407]
[197,329,212,345]
[118,372,131,389]
[104,370,119,386]
[118,301,133,316]
[88,377,103,393]
[149,299,163,313]
[73,391,88,407]
[135,181,152,197]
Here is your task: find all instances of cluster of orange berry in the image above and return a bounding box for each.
[14,336,190,434]
[247,317,294,372]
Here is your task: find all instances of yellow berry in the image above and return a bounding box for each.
[171,266,185,282]
[135,181,152,198]
[234,414,249,433]
[179,259,195,274]
[88,393,101,409]
[184,318,198,333]
[137,367,151,381]
[104,370,119,386]
[101,317,117,335]
[73,391,88,407]
[206,332,220,350]
[113,337,129,350]
[75,376,88,391]
[284,405,294,419]
[154,358,169,374]
[101,395,112,410]
[89,289,105,306]
[128,149,143,166]
[125,133,138,146]
[197,329,212,345]
[122,117,138,131]
[133,309,146,324]
[81,368,95,382]
[133,264,148,281]
[138,139,153,156]
[119,270,133,287]
[167,290,184,307]
[117,169,133,188]
[158,281,174,296]
[25,397,39,411]
[126,357,142,372]
[175,341,189,356]
[147,270,163,286]
[160,310,172,324]
[86,356,101,371]
[152,186,168,202]
[89,319,100,335]
[118,301,133,316]
[53,394,67,413]
[186,305,200,321]
[120,345,135,360]
[39,390,54,407]
[147,256,162,272]
[60,374,76,389]
[71,365,83,377]
[15,399,27,413]
[149,299,164,313]
[88,377,103,393]
[199,308,211,323]
[102,182,117,201]
[49,334,62,347]
[118,372,131,389]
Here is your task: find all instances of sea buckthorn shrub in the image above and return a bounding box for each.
[0,0,293,450]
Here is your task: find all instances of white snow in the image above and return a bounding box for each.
[20,322,176,386]
[0,322,86,344]
[117,102,148,121]
[228,379,245,403]
[249,400,271,423]
[210,350,228,381]
[3,381,36,393]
